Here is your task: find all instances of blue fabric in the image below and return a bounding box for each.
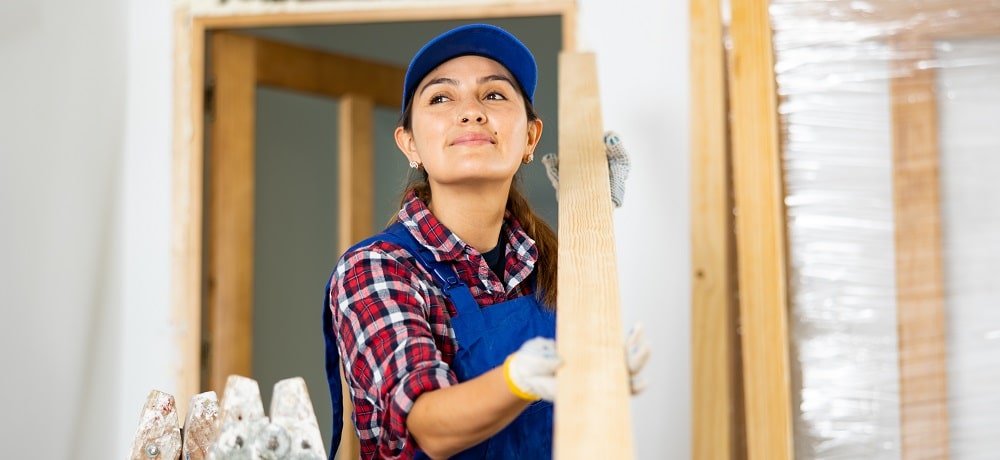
[324,222,556,459]
[402,23,538,112]
[323,273,345,460]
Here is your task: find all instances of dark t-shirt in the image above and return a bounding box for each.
[481,237,505,281]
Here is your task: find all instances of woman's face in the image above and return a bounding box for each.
[395,55,543,189]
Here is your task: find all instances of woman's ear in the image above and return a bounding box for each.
[525,118,544,156]
[394,126,421,164]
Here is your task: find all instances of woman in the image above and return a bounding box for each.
[323,23,646,459]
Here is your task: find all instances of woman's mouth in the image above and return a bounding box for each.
[451,133,495,146]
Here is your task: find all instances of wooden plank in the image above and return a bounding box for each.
[172,4,205,418]
[690,0,745,457]
[208,32,258,395]
[183,391,220,460]
[129,390,182,460]
[254,36,404,108]
[334,94,375,460]
[553,52,633,460]
[560,6,577,54]
[889,36,951,460]
[337,94,375,253]
[192,0,576,29]
[727,0,794,458]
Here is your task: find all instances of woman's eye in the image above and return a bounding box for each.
[429,95,450,104]
[485,92,507,101]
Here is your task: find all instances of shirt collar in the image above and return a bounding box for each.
[396,191,538,273]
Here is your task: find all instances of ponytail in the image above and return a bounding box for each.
[506,185,558,309]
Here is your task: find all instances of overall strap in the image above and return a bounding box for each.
[322,277,343,460]
[322,227,404,459]
[380,223,485,332]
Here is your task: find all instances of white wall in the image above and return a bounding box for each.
[2,0,125,459]
[0,0,689,458]
[0,1,115,458]
[117,0,176,455]
[0,0,174,458]
[578,1,691,458]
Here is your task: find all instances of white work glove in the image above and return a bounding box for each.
[503,337,560,402]
[503,324,651,403]
[625,323,652,395]
[541,131,632,208]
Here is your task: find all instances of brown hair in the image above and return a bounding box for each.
[393,88,558,309]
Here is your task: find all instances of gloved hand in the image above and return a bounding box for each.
[541,131,631,208]
[503,337,560,402]
[625,322,651,395]
[503,324,651,402]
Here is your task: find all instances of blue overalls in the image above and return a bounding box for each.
[324,222,556,459]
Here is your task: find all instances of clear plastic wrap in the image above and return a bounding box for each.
[937,37,1000,460]
[770,1,1000,458]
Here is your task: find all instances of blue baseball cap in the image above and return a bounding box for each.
[402,23,537,113]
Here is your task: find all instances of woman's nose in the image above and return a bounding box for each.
[459,102,487,124]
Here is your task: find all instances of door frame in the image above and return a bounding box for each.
[203,30,406,458]
[204,29,406,395]
[170,0,578,425]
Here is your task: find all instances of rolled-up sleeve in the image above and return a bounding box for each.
[330,244,457,459]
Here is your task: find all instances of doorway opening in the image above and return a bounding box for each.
[171,2,574,455]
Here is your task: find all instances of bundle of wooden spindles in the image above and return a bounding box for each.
[128,375,325,460]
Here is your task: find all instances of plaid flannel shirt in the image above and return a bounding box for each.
[328,192,539,459]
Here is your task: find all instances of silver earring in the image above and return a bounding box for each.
[409,161,419,169]
[523,154,534,164]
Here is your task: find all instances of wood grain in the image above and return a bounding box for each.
[255,37,404,107]
[553,52,633,460]
[337,94,376,254]
[171,4,205,419]
[192,0,576,29]
[208,32,257,395]
[727,0,794,458]
[890,36,950,460]
[690,0,745,457]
